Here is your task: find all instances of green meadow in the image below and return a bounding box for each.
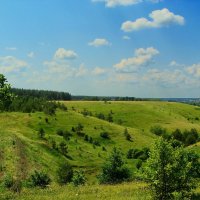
[0,101,200,199]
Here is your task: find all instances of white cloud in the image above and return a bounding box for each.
[186,64,200,78]
[92,0,162,7]
[5,47,17,51]
[169,60,184,67]
[75,64,88,77]
[123,36,131,40]
[114,47,159,72]
[88,38,111,47]
[92,67,107,75]
[54,48,78,59]
[0,56,28,73]
[121,8,185,32]
[44,60,75,76]
[143,69,187,86]
[27,52,35,58]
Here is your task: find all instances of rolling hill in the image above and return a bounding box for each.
[0,101,200,199]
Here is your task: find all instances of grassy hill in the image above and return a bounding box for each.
[0,101,200,199]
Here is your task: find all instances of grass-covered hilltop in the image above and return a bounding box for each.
[0,74,200,200]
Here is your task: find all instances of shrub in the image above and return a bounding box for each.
[98,148,131,184]
[56,129,64,136]
[57,162,73,185]
[3,174,14,189]
[72,170,86,186]
[45,117,49,123]
[88,137,93,143]
[29,170,51,188]
[93,140,100,146]
[100,132,110,139]
[84,134,89,141]
[172,129,183,142]
[96,113,105,120]
[63,131,72,140]
[144,138,200,199]
[107,113,113,122]
[51,139,57,150]
[76,123,84,132]
[150,125,166,136]
[136,159,143,169]
[11,180,22,193]
[185,128,199,146]
[127,148,149,161]
[59,141,68,156]
[124,128,132,141]
[38,128,45,139]
[102,146,107,151]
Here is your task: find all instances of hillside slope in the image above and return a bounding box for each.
[0,101,200,184]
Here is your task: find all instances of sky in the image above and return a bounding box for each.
[0,0,200,98]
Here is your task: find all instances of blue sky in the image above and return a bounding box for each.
[0,0,200,97]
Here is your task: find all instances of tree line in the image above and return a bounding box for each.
[0,74,67,114]
[11,88,71,100]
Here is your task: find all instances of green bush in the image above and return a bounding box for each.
[56,129,64,136]
[144,138,200,199]
[150,125,166,136]
[57,162,73,185]
[98,148,131,184]
[38,128,45,139]
[29,170,51,188]
[100,132,110,139]
[3,174,14,189]
[72,170,86,186]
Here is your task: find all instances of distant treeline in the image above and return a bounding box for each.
[71,96,160,101]
[11,88,71,100]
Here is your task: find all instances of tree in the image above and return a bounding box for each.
[59,141,68,156]
[144,137,200,199]
[98,147,131,184]
[57,162,73,185]
[38,128,45,139]
[124,128,132,141]
[0,74,14,111]
[107,113,113,122]
[29,170,51,188]
[72,170,86,186]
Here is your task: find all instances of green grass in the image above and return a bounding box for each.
[0,101,200,199]
[1,182,151,200]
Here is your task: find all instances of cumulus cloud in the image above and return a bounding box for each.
[143,69,187,86]
[75,64,88,77]
[92,0,162,7]
[123,36,131,40]
[169,60,184,67]
[121,8,185,32]
[5,47,17,51]
[27,52,35,58]
[0,56,28,73]
[88,38,111,47]
[114,47,159,72]
[186,64,200,78]
[92,67,107,75]
[44,60,75,76]
[54,48,78,59]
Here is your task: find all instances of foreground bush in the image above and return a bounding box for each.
[98,148,131,184]
[144,138,200,199]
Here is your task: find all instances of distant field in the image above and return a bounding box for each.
[63,101,200,132]
[0,101,200,198]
